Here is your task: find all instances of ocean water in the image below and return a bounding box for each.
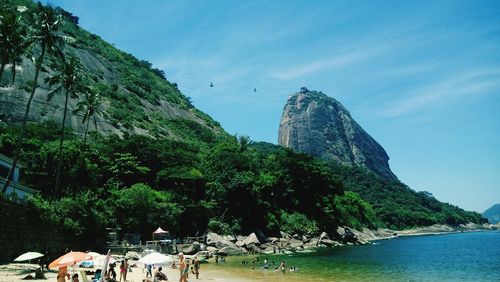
[206,231,500,281]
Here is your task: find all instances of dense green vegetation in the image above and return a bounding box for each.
[329,164,487,229]
[0,1,486,251]
[0,122,376,245]
[0,122,486,249]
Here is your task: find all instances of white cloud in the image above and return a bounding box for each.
[268,47,383,80]
[381,68,500,117]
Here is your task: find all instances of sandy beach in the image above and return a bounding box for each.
[0,262,240,282]
[0,262,305,282]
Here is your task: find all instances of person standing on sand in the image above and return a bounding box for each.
[123,259,129,281]
[109,263,117,281]
[279,260,286,276]
[178,253,188,282]
[119,260,125,282]
[57,266,69,282]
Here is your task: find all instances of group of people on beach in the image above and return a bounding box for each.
[142,252,200,282]
[53,252,294,281]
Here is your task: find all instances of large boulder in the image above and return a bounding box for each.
[243,233,261,246]
[217,246,246,256]
[181,241,200,255]
[280,231,291,240]
[206,232,239,249]
[304,240,319,249]
[224,235,237,243]
[268,237,279,243]
[319,231,329,241]
[289,239,304,249]
[206,246,219,256]
[262,245,276,254]
[245,243,263,254]
[337,227,357,243]
[320,239,339,247]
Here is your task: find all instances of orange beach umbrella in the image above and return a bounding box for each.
[49,251,91,269]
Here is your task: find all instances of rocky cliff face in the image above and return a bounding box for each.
[278,90,397,180]
[0,1,223,142]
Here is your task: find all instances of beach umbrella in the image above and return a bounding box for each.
[138,252,173,265]
[93,254,116,267]
[49,251,91,269]
[14,252,44,262]
[87,251,102,258]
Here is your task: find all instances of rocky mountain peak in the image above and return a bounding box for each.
[278,90,397,180]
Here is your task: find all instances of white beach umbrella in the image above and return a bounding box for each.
[14,252,44,262]
[138,252,173,266]
[94,254,116,267]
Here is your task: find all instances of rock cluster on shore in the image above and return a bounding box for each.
[181,227,363,256]
[179,223,499,257]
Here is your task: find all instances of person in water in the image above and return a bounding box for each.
[279,260,286,276]
[193,257,200,279]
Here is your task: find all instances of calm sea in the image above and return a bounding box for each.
[207,231,500,281]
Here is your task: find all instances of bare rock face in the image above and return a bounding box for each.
[278,90,397,180]
[0,20,223,141]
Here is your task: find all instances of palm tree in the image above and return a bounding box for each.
[0,6,29,85]
[45,55,86,195]
[73,87,103,143]
[1,4,68,200]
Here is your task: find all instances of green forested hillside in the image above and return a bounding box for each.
[329,164,486,229]
[1,0,223,142]
[253,142,486,229]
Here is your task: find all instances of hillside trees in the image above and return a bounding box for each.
[45,55,88,195]
[73,86,104,143]
[1,3,68,199]
[0,6,29,85]
[0,121,487,249]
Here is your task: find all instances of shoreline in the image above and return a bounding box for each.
[350,222,499,244]
[1,228,498,282]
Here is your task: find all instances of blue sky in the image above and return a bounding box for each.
[42,0,500,213]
